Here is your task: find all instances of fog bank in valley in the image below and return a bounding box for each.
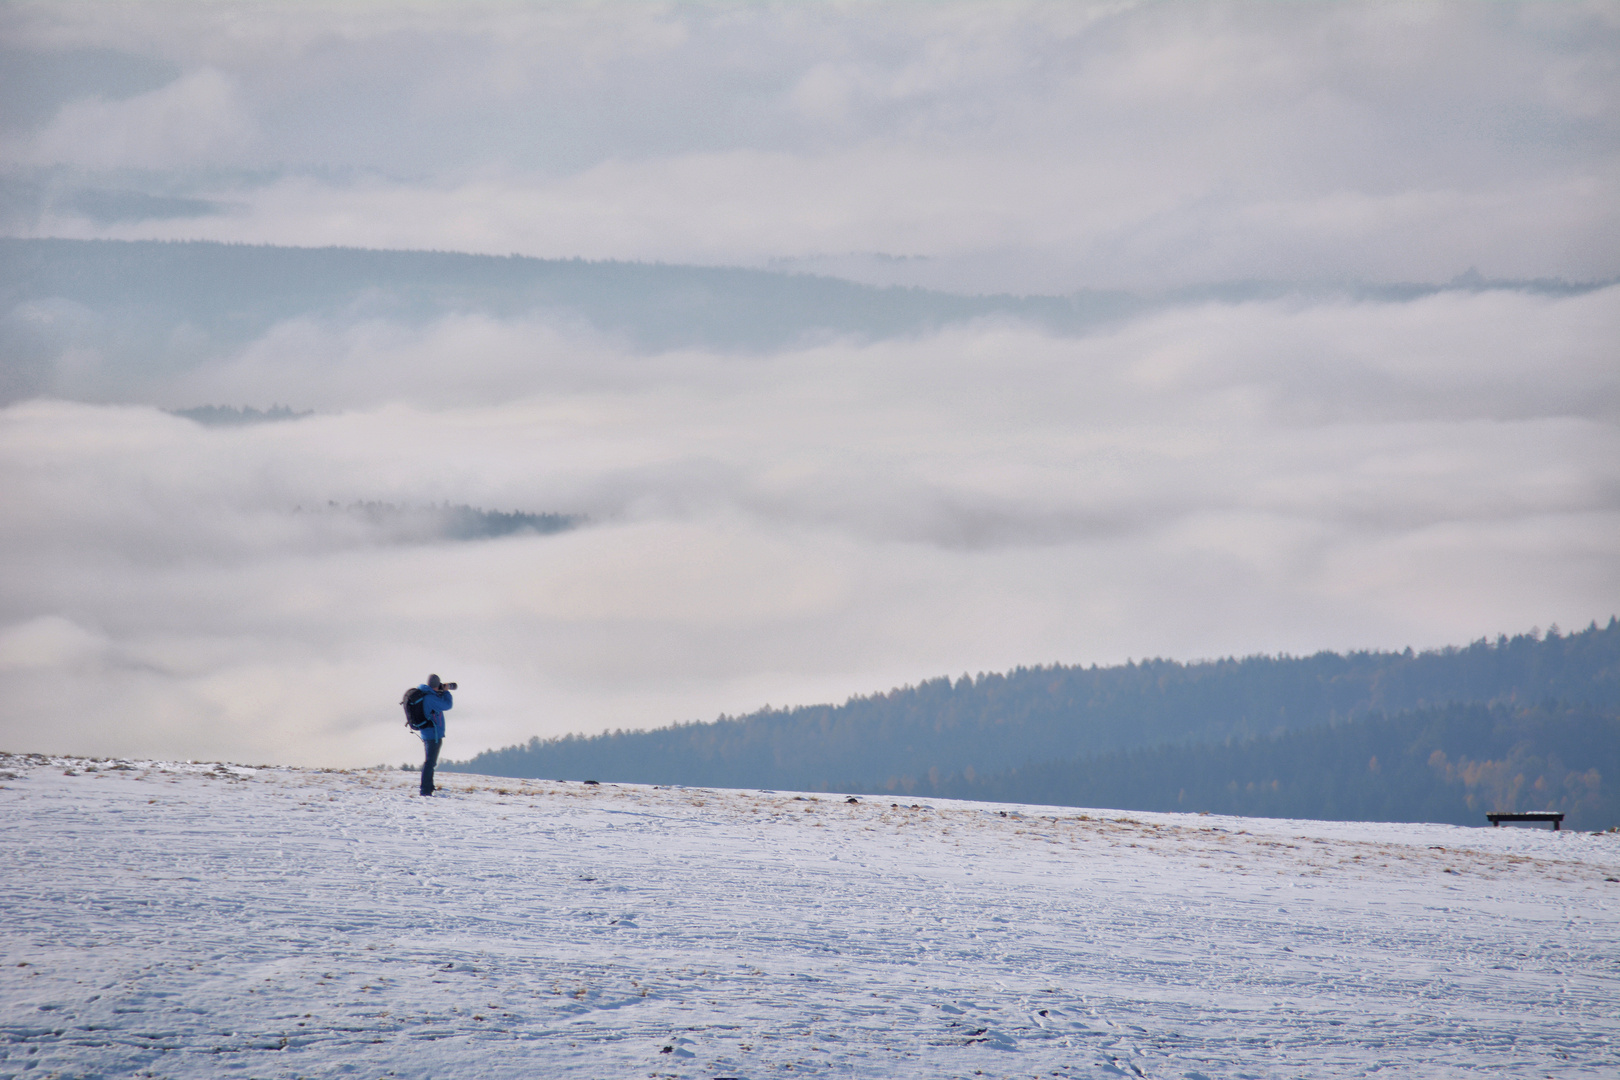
[2,272,1614,764]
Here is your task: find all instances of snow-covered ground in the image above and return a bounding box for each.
[3,753,1618,1079]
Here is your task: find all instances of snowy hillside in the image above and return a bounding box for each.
[4,753,1618,1079]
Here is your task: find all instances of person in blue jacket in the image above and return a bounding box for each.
[416,674,454,797]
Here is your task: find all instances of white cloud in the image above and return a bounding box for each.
[17,68,252,170]
[0,615,107,670]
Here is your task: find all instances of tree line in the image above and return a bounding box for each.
[929,700,1619,830]
[447,620,1620,826]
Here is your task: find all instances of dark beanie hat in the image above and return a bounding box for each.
[428,674,441,688]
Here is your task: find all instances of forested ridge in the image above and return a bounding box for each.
[935,701,1620,830]
[449,621,1620,825]
[8,238,1607,407]
[0,236,1093,355]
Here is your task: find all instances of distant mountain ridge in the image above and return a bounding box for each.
[7,238,1603,339]
[449,621,1620,821]
[5,237,1613,405]
[0,236,1114,358]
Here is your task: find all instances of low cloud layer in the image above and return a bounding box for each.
[2,286,1615,765]
[3,2,1618,290]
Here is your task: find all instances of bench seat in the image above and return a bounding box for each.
[1486,812,1565,830]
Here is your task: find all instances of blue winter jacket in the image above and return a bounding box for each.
[416,686,452,742]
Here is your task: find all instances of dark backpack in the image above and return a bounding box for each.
[402,687,432,730]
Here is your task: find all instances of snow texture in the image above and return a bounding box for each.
[3,751,1618,1079]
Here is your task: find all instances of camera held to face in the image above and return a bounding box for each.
[440,682,458,691]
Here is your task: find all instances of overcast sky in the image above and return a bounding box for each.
[2,2,1617,766]
[5,1,1618,290]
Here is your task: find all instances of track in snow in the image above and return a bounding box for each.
[3,752,1618,1079]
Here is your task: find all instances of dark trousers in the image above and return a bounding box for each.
[420,738,442,796]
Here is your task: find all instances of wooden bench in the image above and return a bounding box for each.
[1487,812,1565,831]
